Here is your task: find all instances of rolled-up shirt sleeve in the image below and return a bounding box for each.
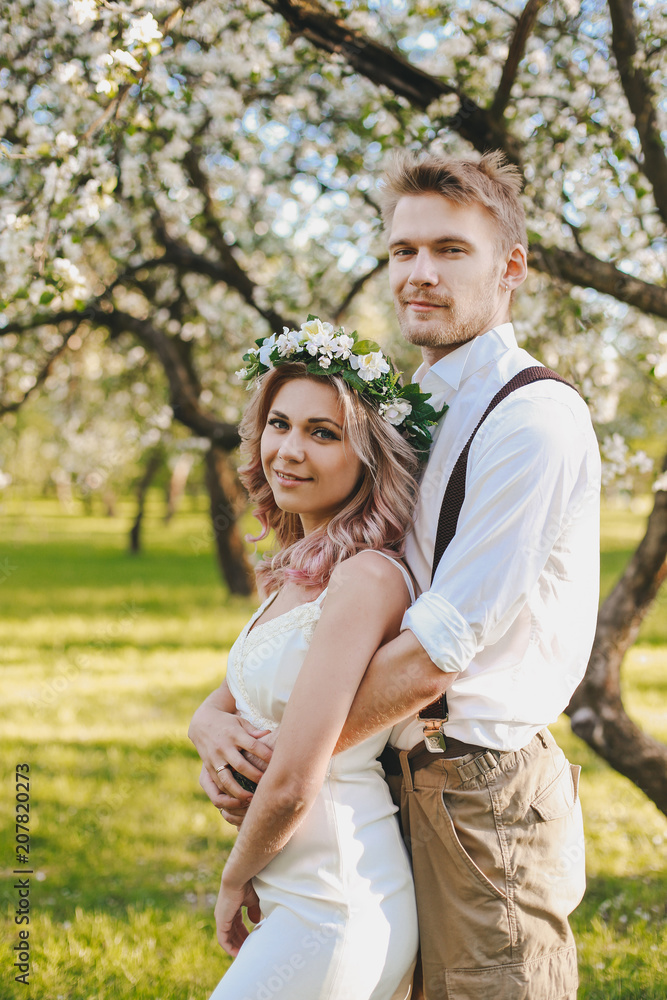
[402,590,477,674]
[402,388,595,673]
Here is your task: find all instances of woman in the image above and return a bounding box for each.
[190,319,442,1000]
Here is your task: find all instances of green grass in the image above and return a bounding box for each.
[0,496,666,999]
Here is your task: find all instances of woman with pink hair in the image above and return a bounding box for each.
[189,319,443,1000]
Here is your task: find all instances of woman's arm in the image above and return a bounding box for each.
[215,553,411,948]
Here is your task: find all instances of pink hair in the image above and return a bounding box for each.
[238,364,420,597]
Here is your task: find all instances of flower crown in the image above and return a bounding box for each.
[236,316,447,459]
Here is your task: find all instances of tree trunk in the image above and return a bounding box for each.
[103,488,117,517]
[164,453,194,523]
[52,468,73,510]
[567,459,667,816]
[204,444,254,596]
[129,450,162,554]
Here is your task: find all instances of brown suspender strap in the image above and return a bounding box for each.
[418,366,578,723]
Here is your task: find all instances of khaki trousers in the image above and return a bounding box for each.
[387,729,585,1000]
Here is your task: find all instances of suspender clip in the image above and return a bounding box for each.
[423,722,448,753]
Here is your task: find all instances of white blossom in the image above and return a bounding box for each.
[330,335,355,360]
[349,351,391,382]
[70,0,97,26]
[318,356,332,369]
[124,13,163,47]
[55,131,77,153]
[630,451,653,475]
[111,49,143,73]
[95,79,116,96]
[276,331,300,357]
[602,433,628,466]
[56,62,81,85]
[652,472,667,493]
[258,334,277,368]
[302,319,335,356]
[379,398,412,426]
[300,318,334,356]
[235,367,248,381]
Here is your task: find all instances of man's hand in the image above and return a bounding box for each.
[244,729,278,773]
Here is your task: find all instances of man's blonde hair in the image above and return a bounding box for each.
[379,149,527,254]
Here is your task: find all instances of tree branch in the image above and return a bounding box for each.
[332,258,388,322]
[529,242,667,320]
[1,307,240,447]
[567,455,667,815]
[265,0,522,163]
[0,317,86,416]
[82,4,188,141]
[151,213,292,333]
[608,0,667,226]
[265,0,667,320]
[103,308,241,448]
[491,0,547,118]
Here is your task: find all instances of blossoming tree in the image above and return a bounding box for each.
[0,0,666,809]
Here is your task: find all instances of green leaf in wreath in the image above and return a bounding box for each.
[351,340,381,355]
[341,369,368,392]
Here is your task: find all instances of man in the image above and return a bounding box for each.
[191,150,601,999]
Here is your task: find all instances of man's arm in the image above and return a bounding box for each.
[334,628,452,752]
[336,388,597,753]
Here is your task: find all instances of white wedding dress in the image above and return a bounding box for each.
[209,555,418,1000]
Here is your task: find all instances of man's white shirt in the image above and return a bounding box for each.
[391,323,601,752]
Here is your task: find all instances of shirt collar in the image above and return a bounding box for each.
[413,323,517,398]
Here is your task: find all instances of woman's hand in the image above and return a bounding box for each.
[199,764,251,826]
[200,730,281,827]
[188,685,274,799]
[214,877,262,957]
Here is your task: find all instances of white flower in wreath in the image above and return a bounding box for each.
[300,318,334,356]
[349,350,391,381]
[258,334,277,367]
[300,318,326,339]
[331,334,355,360]
[307,333,335,357]
[301,319,334,339]
[276,331,301,357]
[379,398,413,426]
[235,367,248,380]
[318,356,332,369]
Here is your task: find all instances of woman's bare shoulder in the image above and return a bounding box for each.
[328,550,412,601]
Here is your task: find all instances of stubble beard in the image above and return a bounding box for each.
[396,270,502,351]
[397,295,499,351]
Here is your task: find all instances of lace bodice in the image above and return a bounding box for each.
[226,553,415,753]
[227,592,326,732]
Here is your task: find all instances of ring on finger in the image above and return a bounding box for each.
[215,763,230,774]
